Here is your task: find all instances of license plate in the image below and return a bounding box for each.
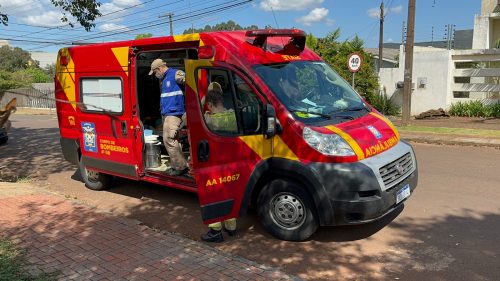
[396,184,411,204]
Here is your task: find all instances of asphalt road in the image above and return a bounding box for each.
[1,114,499,280]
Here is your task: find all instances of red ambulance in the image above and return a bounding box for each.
[55,29,418,241]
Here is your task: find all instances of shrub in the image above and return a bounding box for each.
[367,90,400,116]
[449,100,500,118]
[0,237,59,280]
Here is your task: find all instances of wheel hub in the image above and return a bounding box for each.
[86,169,99,182]
[270,192,306,229]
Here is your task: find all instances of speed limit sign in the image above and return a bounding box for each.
[348,53,362,73]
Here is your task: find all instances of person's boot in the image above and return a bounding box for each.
[201,228,223,243]
[223,226,237,236]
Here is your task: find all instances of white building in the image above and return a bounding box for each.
[378,0,500,115]
[30,51,58,68]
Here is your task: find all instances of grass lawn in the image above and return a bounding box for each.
[396,126,500,138]
[0,238,58,281]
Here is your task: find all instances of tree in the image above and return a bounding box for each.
[0,46,51,91]
[0,70,25,91]
[0,46,38,72]
[135,33,153,39]
[44,63,57,79]
[313,29,379,106]
[1,0,101,31]
[305,33,318,50]
[0,5,7,26]
[183,20,258,34]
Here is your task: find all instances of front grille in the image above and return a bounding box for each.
[379,152,413,189]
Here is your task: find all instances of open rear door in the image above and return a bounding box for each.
[77,46,139,180]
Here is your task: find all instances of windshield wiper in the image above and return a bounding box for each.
[346,106,368,112]
[290,110,331,119]
[332,115,354,120]
[328,105,369,115]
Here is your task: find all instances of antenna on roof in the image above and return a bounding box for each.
[189,0,194,34]
[270,6,280,29]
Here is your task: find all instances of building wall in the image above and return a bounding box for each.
[30,52,58,68]
[379,47,452,115]
[379,47,500,115]
[481,0,499,14]
[473,15,490,49]
[492,17,500,48]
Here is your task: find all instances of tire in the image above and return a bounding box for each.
[257,179,319,241]
[78,157,112,191]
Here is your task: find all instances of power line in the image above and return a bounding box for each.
[10,0,253,50]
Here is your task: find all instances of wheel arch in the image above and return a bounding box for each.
[60,137,80,165]
[239,158,335,225]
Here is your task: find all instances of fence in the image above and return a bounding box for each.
[0,86,55,109]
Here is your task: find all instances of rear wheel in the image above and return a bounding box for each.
[78,156,112,191]
[257,179,319,241]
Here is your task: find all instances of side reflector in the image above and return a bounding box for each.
[60,56,69,66]
[198,46,215,59]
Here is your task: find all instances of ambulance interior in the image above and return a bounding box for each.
[135,48,262,177]
[135,49,196,176]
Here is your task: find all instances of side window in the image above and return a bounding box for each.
[81,78,123,113]
[198,69,238,136]
[232,73,261,134]
[196,69,262,136]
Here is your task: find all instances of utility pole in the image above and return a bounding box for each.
[402,0,416,126]
[159,13,174,36]
[378,1,384,74]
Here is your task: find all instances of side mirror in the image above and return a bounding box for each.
[264,104,278,139]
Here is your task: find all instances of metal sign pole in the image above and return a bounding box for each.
[352,72,355,88]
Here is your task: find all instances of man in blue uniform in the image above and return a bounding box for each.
[149,59,188,176]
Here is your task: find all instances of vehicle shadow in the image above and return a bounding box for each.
[0,125,74,181]
[311,205,403,242]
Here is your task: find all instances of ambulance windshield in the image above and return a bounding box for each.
[254,61,368,121]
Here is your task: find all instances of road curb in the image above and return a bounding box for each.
[400,132,500,148]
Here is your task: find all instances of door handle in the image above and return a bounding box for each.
[197,140,209,162]
[121,121,127,136]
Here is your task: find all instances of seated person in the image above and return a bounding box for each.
[203,82,237,133]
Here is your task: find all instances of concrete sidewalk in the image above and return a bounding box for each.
[0,182,300,281]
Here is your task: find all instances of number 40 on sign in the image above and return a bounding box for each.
[348,53,362,73]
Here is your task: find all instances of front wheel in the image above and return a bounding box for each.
[78,157,112,191]
[257,179,319,241]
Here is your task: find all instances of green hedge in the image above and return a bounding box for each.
[368,91,400,116]
[449,100,500,118]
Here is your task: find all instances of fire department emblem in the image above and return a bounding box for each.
[82,122,97,153]
[367,125,382,139]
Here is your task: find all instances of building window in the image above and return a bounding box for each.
[81,78,123,113]
[454,77,471,83]
[453,91,470,98]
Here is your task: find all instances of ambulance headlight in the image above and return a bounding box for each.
[303,127,355,156]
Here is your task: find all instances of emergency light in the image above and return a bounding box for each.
[198,45,215,59]
[59,56,69,66]
[245,29,306,51]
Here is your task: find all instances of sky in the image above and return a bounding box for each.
[0,0,482,54]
